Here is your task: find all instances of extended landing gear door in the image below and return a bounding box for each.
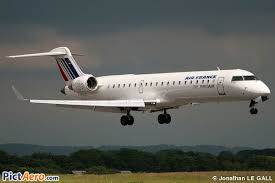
[139,80,144,94]
[217,77,226,95]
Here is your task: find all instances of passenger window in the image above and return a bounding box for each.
[156,82,158,86]
[190,80,192,84]
[185,81,187,85]
[202,80,204,84]
[123,84,125,88]
[134,83,137,87]
[232,76,243,81]
[118,84,120,88]
[161,82,164,86]
[179,81,181,85]
[207,80,209,83]
[129,83,131,87]
[150,82,152,86]
[167,81,169,86]
[113,84,115,88]
[196,80,198,84]
[145,83,148,86]
[173,81,175,85]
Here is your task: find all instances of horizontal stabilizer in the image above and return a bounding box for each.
[7,51,66,58]
[7,47,85,82]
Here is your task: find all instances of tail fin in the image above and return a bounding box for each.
[53,47,84,81]
[7,47,84,82]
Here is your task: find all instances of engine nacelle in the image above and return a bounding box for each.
[70,75,98,93]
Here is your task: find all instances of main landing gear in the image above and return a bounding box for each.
[158,110,171,124]
[120,111,134,126]
[249,100,258,115]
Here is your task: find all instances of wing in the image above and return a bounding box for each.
[30,99,145,108]
[12,86,145,108]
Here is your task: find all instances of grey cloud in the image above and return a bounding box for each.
[0,0,275,42]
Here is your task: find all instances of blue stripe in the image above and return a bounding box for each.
[65,58,79,77]
[58,59,73,79]
[62,59,75,79]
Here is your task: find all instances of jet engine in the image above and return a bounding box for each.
[70,75,98,93]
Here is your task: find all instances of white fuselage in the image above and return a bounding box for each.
[8,47,271,124]
[65,69,270,113]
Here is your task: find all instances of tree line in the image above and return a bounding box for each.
[0,148,275,174]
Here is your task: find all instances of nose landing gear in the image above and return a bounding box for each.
[250,108,258,115]
[249,96,270,115]
[249,100,258,115]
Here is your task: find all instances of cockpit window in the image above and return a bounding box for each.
[232,75,257,82]
[232,76,243,81]
[243,75,256,80]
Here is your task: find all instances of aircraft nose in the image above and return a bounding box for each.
[246,81,270,96]
[266,86,271,95]
[258,82,270,96]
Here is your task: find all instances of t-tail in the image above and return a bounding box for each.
[7,47,84,83]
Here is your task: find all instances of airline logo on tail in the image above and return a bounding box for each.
[56,57,81,81]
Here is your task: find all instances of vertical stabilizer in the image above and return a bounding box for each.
[52,47,84,82]
[7,47,85,83]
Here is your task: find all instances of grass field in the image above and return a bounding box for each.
[1,171,274,183]
[56,171,275,183]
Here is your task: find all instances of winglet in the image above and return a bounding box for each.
[11,86,29,101]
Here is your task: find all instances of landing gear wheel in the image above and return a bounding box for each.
[165,114,171,124]
[127,115,134,125]
[120,115,128,126]
[120,115,134,126]
[250,108,258,115]
[158,113,172,124]
[158,114,166,124]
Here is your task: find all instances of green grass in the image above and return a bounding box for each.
[1,171,275,183]
[56,171,275,183]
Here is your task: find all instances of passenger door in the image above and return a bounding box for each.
[139,80,144,94]
[217,77,226,95]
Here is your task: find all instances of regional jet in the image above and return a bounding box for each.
[8,47,270,126]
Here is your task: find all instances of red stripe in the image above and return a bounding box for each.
[57,61,68,81]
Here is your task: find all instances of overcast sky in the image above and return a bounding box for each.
[0,0,274,148]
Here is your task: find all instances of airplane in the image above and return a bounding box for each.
[8,47,270,126]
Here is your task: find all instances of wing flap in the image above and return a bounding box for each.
[29,99,145,107]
